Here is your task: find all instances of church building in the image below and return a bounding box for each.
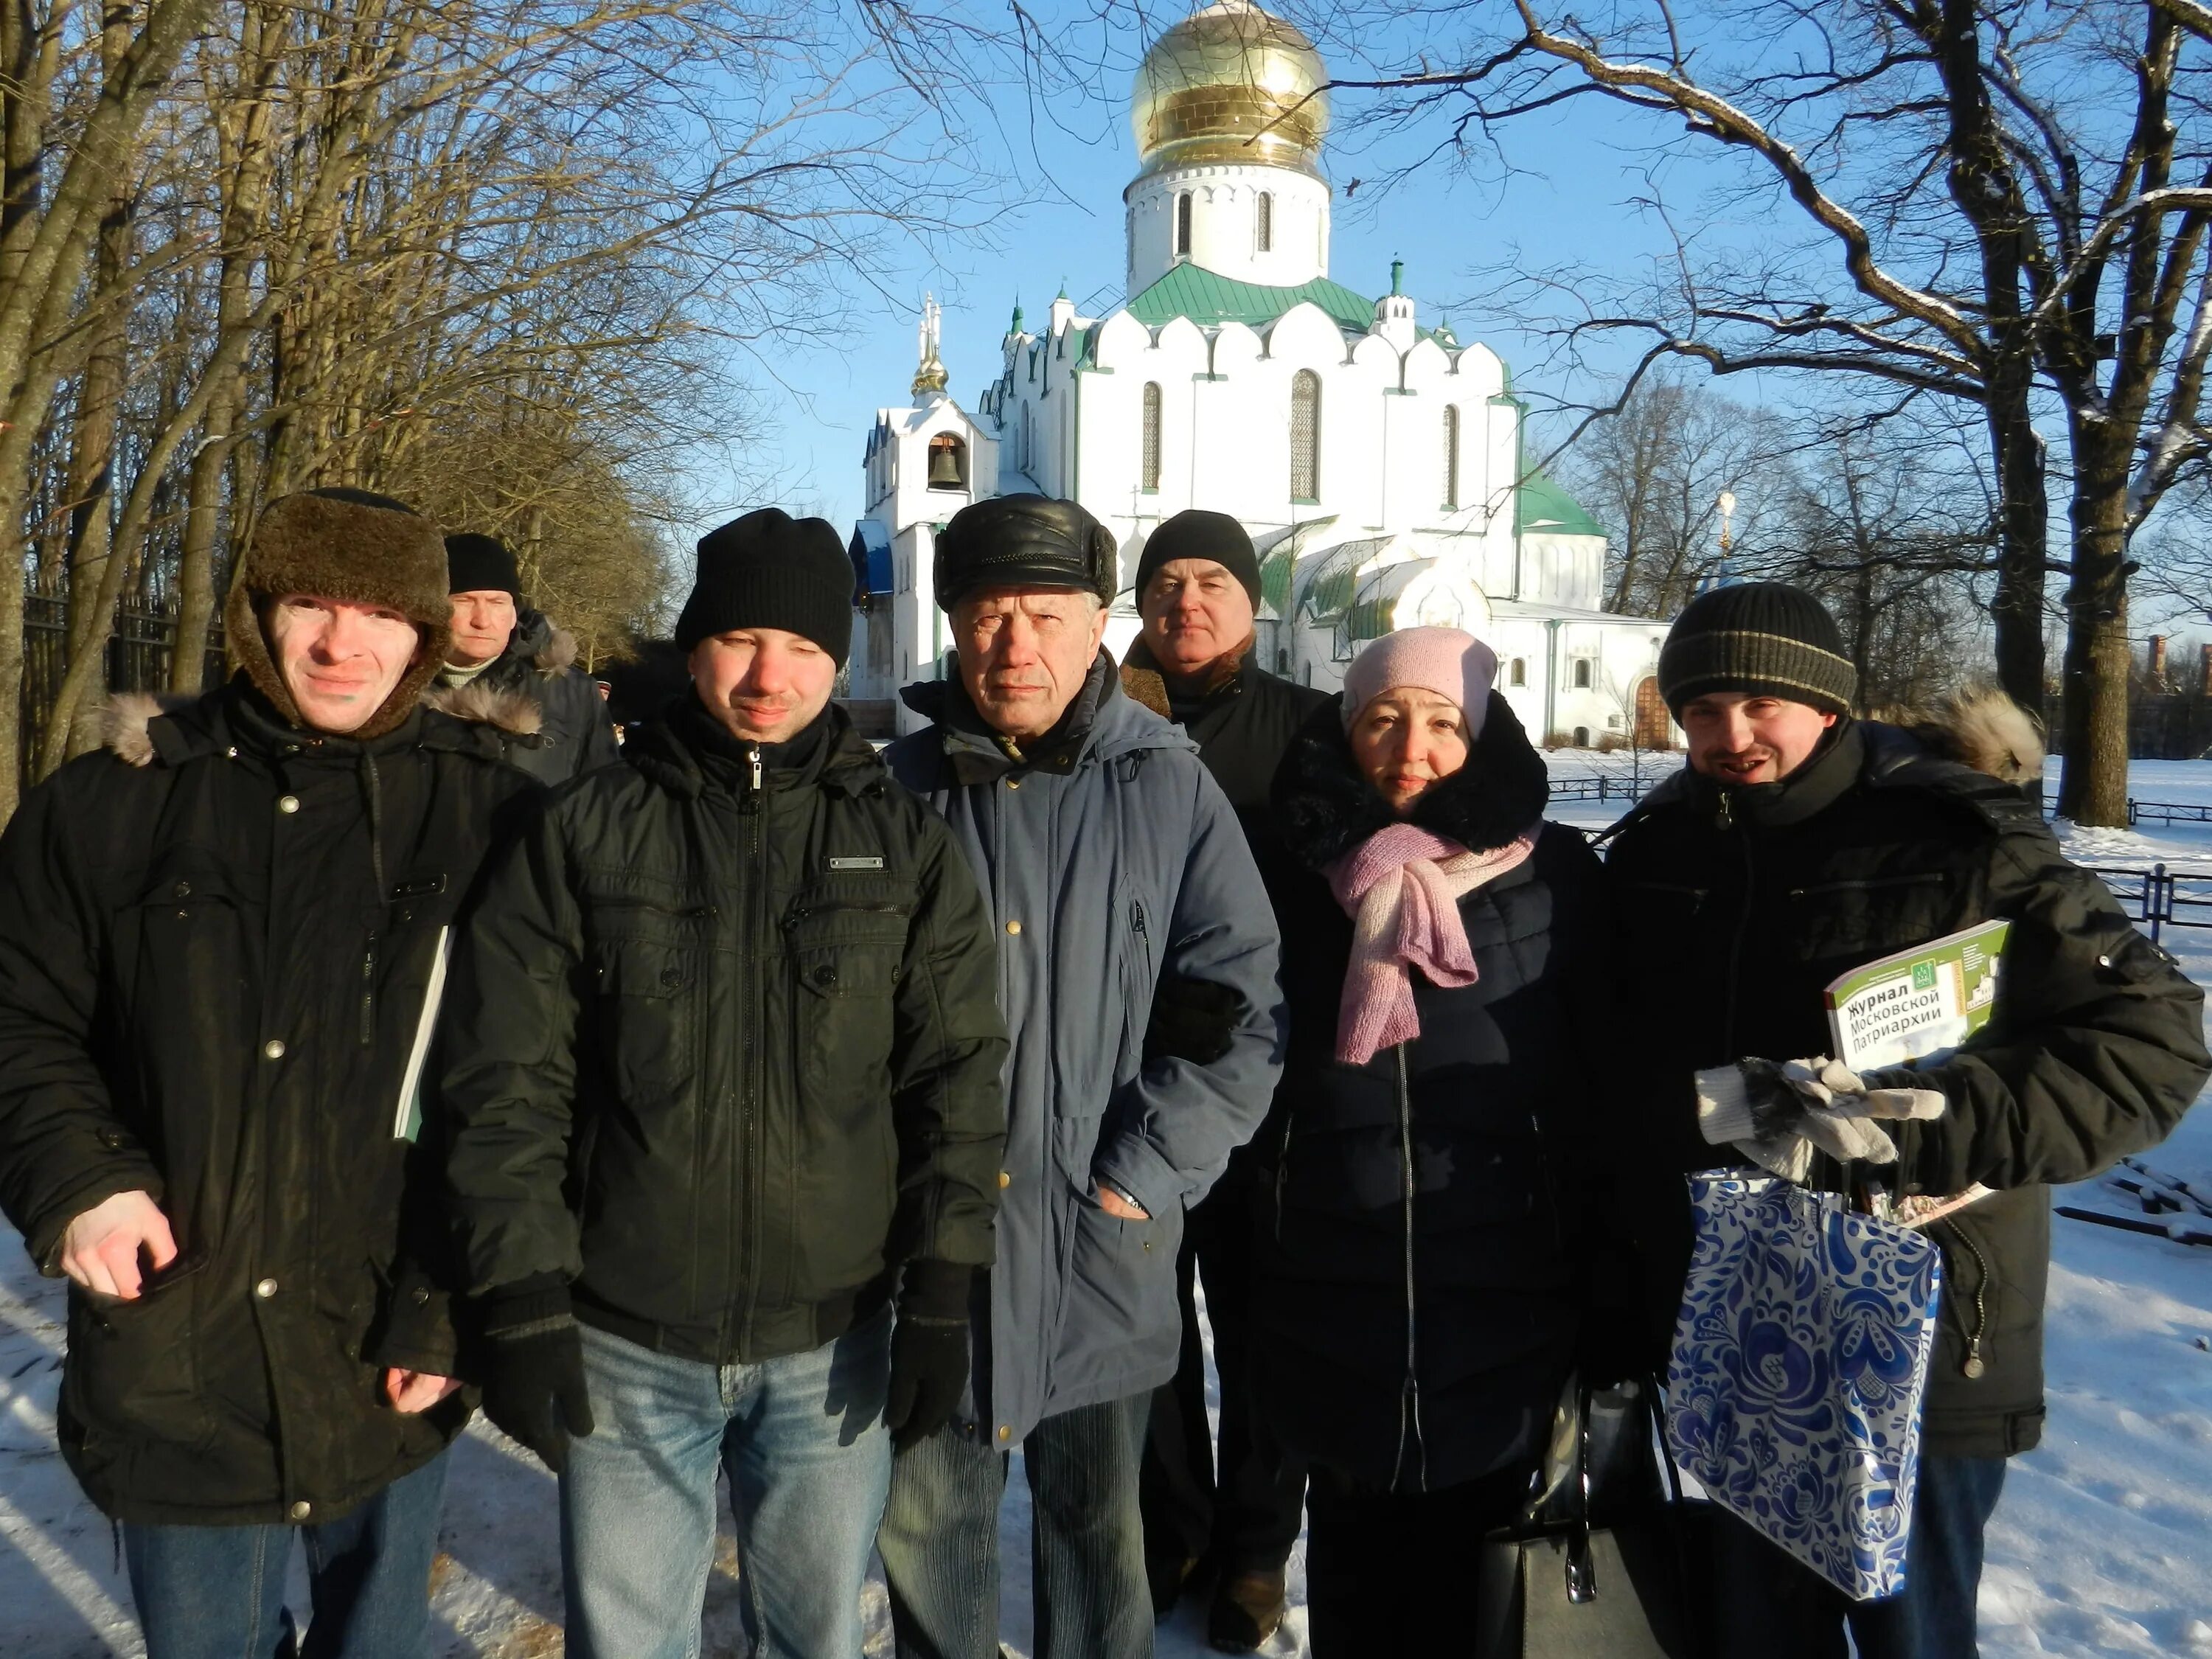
[846,0,1677,748]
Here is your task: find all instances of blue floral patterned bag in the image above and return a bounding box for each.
[1664,1172,1944,1601]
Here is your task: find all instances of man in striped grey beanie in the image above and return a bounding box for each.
[1608,581,2209,1658]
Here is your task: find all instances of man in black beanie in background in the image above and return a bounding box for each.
[434,532,619,784]
[1608,582,2208,1658]
[1124,509,1326,1649]
[437,508,1009,1658]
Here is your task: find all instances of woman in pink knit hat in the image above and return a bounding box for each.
[1244,627,1646,1652]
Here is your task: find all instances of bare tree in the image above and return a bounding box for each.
[1286,0,2212,824]
[1558,369,1787,616]
[6,0,1009,820]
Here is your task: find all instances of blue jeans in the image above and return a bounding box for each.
[1713,1453,2009,1659]
[560,1311,892,1659]
[877,1391,1152,1659]
[122,1447,449,1659]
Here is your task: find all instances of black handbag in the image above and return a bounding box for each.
[1472,1374,1709,1659]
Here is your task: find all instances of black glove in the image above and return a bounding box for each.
[886,1260,973,1450]
[478,1273,594,1474]
[1144,975,1245,1066]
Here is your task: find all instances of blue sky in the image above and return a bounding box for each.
[686,11,1755,543]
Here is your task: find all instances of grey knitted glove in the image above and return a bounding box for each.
[1697,1057,1947,1183]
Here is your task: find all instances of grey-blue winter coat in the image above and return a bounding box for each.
[886,658,1284,1446]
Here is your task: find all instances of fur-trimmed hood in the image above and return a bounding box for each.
[1885,684,2045,787]
[102,676,540,770]
[1273,689,1551,871]
[416,680,545,737]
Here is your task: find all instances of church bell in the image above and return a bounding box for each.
[928,443,964,487]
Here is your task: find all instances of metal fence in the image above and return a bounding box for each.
[2126,799,2212,826]
[2075,863,2212,945]
[18,591,225,790]
[1548,772,1660,804]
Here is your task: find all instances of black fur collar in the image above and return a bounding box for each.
[1273,689,1551,871]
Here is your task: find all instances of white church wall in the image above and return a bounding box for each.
[1517,532,1604,611]
[1126,165,1332,291]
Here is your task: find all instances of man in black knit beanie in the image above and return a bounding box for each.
[438,507,1009,1658]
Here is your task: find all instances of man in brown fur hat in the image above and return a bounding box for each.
[0,486,541,1656]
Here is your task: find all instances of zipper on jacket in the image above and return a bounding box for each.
[1394,1043,1427,1492]
[1941,1219,1992,1380]
[737,753,766,1354]
[359,933,378,1045]
[1718,798,1756,1061]
[785,900,909,925]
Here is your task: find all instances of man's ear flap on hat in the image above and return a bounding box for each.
[1090,523,1120,603]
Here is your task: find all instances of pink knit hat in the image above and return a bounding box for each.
[1340,627,1500,739]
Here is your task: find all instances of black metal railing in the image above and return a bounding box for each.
[2075,863,2212,945]
[18,590,225,791]
[1548,773,1658,804]
[2127,799,2212,826]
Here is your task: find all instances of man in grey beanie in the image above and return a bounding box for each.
[1607,582,2207,1657]
[437,507,1009,1658]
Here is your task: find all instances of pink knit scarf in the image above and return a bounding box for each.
[1325,821,1539,1065]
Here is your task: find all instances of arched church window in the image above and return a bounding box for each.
[1509,657,1526,687]
[1256,192,1273,253]
[1290,370,1321,501]
[927,433,968,491]
[1141,382,1163,493]
[1441,405,1461,509]
[1176,192,1193,257]
[1020,403,1034,475]
[1572,657,1593,689]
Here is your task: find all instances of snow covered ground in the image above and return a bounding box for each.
[5,753,2212,1656]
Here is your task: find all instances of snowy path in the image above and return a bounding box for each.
[4,754,2212,1655]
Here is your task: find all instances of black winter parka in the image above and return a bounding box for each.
[1250,695,1627,1494]
[1607,718,2211,1458]
[0,679,540,1524]
[429,608,619,786]
[439,698,1009,1365]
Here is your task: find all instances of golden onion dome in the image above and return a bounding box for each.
[1131,0,1329,179]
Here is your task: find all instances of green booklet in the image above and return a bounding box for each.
[1825,917,2010,1072]
[1825,917,2009,1228]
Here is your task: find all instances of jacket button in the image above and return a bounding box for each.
[812,964,838,987]
[277,795,299,814]
[172,881,190,899]
[661,966,685,988]
[1006,778,1020,790]
[998,1171,1011,1189]
[411,1286,431,1305]
[97,1130,127,1150]
[256,1278,279,1298]
[1005,920,1022,936]
[263,1039,286,1060]
[998,1425,1012,1442]
[288,1500,311,1521]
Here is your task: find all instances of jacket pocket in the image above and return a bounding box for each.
[1786,872,1955,963]
[785,899,908,1290]
[589,936,700,1101]
[65,1279,212,1452]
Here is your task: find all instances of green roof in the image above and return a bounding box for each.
[1125,265,1380,337]
[1514,470,1604,538]
[1259,548,1295,615]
